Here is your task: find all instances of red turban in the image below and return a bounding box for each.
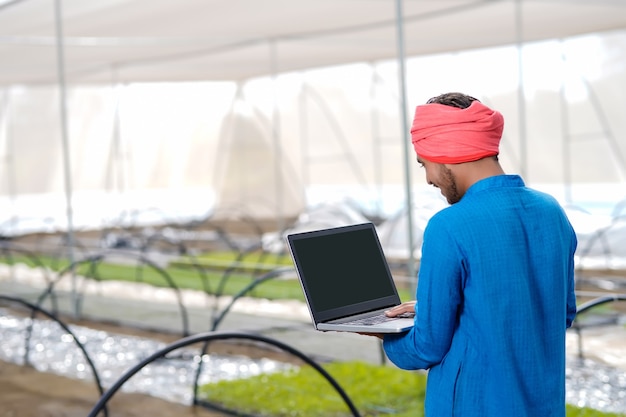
[410,100,504,164]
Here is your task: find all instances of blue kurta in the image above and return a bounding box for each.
[383,175,577,417]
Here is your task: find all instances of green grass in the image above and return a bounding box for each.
[199,361,426,417]
[198,361,625,417]
[186,250,295,266]
[567,406,626,417]
[0,252,414,302]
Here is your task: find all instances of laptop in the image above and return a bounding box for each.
[286,222,414,333]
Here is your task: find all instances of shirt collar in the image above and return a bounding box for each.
[464,174,525,198]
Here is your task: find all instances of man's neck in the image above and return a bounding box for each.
[448,157,505,196]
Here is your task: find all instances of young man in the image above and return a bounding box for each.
[370,92,577,416]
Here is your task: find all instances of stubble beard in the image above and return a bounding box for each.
[441,166,461,205]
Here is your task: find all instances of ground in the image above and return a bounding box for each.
[0,313,302,417]
[0,360,225,417]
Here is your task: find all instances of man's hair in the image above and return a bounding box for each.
[426,92,479,109]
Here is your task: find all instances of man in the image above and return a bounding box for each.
[370,92,577,416]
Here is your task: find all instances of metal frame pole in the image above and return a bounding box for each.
[269,39,285,232]
[54,0,77,316]
[515,0,528,180]
[395,0,417,287]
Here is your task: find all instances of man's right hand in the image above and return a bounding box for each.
[385,301,416,317]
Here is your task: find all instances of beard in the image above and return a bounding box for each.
[440,165,461,204]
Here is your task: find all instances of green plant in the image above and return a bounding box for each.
[199,361,426,417]
[0,253,413,301]
[566,405,626,417]
[198,360,624,417]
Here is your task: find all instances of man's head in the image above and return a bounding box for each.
[411,92,505,204]
[411,92,504,164]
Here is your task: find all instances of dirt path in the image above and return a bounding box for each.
[0,360,225,417]
[0,312,302,417]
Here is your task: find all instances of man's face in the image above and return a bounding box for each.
[417,157,462,205]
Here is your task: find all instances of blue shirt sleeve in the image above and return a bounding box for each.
[566,227,578,328]
[383,218,462,370]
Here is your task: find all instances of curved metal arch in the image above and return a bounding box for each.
[0,240,64,315]
[87,331,361,417]
[210,266,293,332]
[0,294,108,417]
[35,249,191,336]
[0,240,57,283]
[571,294,626,359]
[580,215,626,264]
[575,294,626,316]
[212,242,264,299]
[140,232,215,294]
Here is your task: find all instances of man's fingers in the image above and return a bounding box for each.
[385,301,417,317]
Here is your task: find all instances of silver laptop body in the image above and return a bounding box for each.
[286,222,413,334]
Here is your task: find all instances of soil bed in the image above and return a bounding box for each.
[0,311,303,417]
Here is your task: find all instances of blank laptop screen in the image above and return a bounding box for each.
[289,224,398,319]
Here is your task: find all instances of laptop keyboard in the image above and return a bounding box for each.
[345,312,414,326]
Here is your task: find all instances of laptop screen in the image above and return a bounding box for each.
[287,223,400,322]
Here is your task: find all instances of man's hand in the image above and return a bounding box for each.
[385,300,416,317]
[357,331,385,340]
[358,300,417,340]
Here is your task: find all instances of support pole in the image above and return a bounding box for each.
[269,39,285,232]
[0,91,18,236]
[54,0,77,317]
[515,0,528,180]
[395,0,417,289]
[559,45,572,204]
